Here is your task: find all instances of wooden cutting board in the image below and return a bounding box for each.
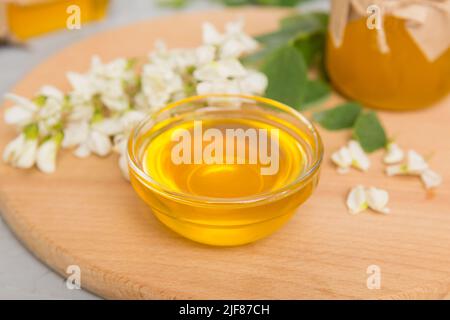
[1,8,450,300]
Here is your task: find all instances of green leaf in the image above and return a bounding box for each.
[256,12,328,48]
[280,12,329,32]
[313,102,362,130]
[261,45,307,108]
[222,0,252,6]
[255,28,301,48]
[241,46,277,67]
[300,79,331,110]
[293,31,325,67]
[353,112,387,153]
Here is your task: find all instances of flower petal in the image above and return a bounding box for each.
[348,140,370,172]
[384,142,404,164]
[37,139,58,174]
[15,138,38,169]
[88,130,112,157]
[92,118,123,136]
[4,106,34,127]
[62,121,90,148]
[2,134,26,165]
[238,71,268,95]
[407,150,428,174]
[40,85,64,101]
[421,169,442,189]
[385,164,407,176]
[331,146,352,172]
[346,185,368,214]
[74,142,91,158]
[366,187,390,214]
[202,22,223,45]
[4,93,38,112]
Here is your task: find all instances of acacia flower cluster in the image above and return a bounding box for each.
[2,20,267,180]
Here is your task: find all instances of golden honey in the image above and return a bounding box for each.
[327,16,450,110]
[128,95,323,246]
[4,0,109,40]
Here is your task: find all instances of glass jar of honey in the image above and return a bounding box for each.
[128,95,323,246]
[326,0,450,110]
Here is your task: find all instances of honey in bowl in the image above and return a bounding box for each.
[128,95,323,246]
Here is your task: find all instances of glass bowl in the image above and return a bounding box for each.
[128,94,323,246]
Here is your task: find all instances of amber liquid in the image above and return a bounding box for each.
[327,16,450,110]
[130,111,320,246]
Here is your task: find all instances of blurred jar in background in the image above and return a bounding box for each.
[0,0,109,41]
[326,0,450,111]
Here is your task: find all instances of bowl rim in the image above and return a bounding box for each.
[127,94,323,206]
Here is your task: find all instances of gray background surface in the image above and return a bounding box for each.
[0,0,327,299]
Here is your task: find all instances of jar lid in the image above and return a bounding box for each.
[329,0,450,62]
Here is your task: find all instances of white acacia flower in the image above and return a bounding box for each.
[348,140,370,172]
[202,20,258,59]
[331,140,370,173]
[36,134,62,174]
[384,142,404,164]
[112,110,147,155]
[346,185,368,215]
[3,133,38,169]
[220,20,258,59]
[62,121,89,149]
[37,97,64,137]
[4,104,35,127]
[119,110,146,133]
[67,118,114,158]
[406,150,428,174]
[66,103,94,122]
[347,186,390,215]
[5,87,65,137]
[195,45,216,66]
[87,130,112,157]
[420,169,442,189]
[196,79,241,96]
[40,85,64,102]
[238,71,268,95]
[202,22,223,46]
[366,187,390,214]
[74,129,112,158]
[150,41,198,71]
[92,117,124,136]
[99,82,130,112]
[3,94,38,127]
[91,56,134,81]
[331,146,352,174]
[68,56,135,112]
[141,63,184,110]
[194,59,247,82]
[386,150,428,176]
[67,72,96,102]
[73,142,91,158]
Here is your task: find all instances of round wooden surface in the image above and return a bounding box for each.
[1,8,450,299]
